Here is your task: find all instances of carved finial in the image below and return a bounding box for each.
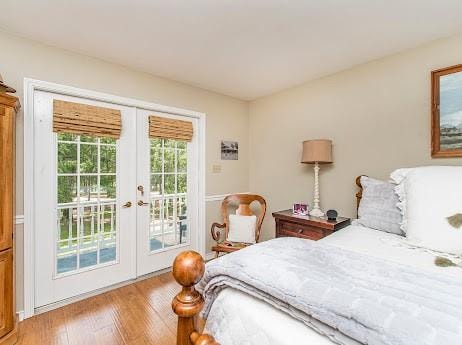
[172,251,207,345]
[191,332,219,345]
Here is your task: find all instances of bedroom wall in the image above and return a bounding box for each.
[0,30,249,313]
[249,34,462,241]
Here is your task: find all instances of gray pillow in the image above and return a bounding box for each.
[352,176,403,235]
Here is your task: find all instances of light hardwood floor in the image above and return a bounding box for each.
[16,272,178,345]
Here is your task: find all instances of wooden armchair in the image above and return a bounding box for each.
[211,194,266,258]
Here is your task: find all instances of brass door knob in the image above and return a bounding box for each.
[138,200,149,206]
[122,201,132,208]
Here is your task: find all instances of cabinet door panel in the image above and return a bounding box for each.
[0,107,14,251]
[0,249,14,338]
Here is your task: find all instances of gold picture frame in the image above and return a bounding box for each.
[431,64,462,158]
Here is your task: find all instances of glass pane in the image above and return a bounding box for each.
[58,142,77,173]
[100,146,116,173]
[101,204,116,233]
[151,199,161,221]
[180,221,188,244]
[164,175,175,194]
[80,135,97,143]
[177,197,187,217]
[58,208,73,241]
[163,221,177,248]
[80,176,98,202]
[177,174,187,193]
[57,246,77,274]
[79,241,98,269]
[151,138,162,149]
[101,137,116,145]
[164,149,175,173]
[177,149,187,173]
[150,175,162,195]
[150,147,162,173]
[164,139,176,148]
[58,133,78,142]
[164,198,175,221]
[80,144,98,173]
[177,141,187,150]
[150,232,163,251]
[100,175,116,200]
[58,176,77,203]
[81,206,97,238]
[100,235,116,264]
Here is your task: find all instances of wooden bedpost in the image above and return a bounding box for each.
[172,251,219,345]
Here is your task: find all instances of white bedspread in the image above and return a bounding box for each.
[204,225,462,345]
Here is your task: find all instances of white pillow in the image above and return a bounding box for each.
[228,214,257,244]
[390,166,462,254]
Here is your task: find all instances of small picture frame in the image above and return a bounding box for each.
[292,203,309,216]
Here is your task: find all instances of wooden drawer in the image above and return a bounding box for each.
[278,221,328,240]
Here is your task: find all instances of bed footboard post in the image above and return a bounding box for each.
[172,251,217,345]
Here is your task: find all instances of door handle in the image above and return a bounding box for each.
[138,200,149,206]
[122,201,132,208]
[137,185,144,196]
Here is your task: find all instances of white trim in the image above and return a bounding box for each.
[205,192,250,202]
[14,215,24,225]
[17,311,25,322]
[23,78,206,319]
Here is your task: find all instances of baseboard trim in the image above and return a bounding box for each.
[17,310,25,322]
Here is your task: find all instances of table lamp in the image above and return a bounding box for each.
[301,139,333,217]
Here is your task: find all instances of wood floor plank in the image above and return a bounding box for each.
[16,272,178,345]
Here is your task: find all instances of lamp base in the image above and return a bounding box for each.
[309,207,324,218]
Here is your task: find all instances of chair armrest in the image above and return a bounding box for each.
[211,223,226,242]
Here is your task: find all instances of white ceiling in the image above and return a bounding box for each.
[1,1,462,100]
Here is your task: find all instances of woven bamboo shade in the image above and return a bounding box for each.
[53,100,122,139]
[149,115,193,142]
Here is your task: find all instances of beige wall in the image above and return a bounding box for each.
[0,30,249,312]
[249,34,462,241]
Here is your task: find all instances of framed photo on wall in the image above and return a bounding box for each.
[431,64,462,158]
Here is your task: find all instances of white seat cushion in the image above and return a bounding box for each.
[391,166,462,254]
[228,214,257,244]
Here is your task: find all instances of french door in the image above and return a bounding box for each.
[136,109,199,275]
[33,90,200,308]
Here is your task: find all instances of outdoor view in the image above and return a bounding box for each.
[56,134,189,275]
[440,71,462,150]
[150,138,188,252]
[56,133,117,274]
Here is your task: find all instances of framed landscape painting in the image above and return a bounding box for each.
[432,64,462,157]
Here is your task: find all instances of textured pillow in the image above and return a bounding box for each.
[390,166,462,254]
[228,214,257,244]
[352,176,403,235]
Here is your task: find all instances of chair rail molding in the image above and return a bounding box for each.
[205,192,249,202]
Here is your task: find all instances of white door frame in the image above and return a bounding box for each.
[23,78,206,319]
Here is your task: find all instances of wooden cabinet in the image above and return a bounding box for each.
[0,93,19,344]
[0,250,14,339]
[273,209,350,240]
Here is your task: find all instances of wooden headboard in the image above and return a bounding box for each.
[355,175,366,215]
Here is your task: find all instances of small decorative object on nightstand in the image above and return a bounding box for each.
[272,209,350,241]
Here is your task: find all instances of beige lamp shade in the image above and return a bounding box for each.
[301,139,333,164]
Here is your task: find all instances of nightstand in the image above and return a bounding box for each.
[272,209,350,240]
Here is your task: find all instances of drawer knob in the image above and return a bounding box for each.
[298,229,303,234]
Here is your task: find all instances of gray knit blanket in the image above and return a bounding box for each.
[197,237,462,345]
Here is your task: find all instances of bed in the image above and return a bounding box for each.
[171,176,462,345]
